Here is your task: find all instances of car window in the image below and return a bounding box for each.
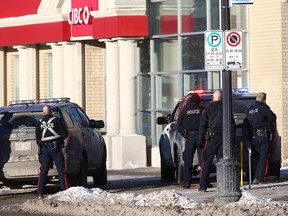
[232,101,248,114]
[75,107,90,127]
[0,112,42,129]
[60,108,74,129]
[62,105,80,128]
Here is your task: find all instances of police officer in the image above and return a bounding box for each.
[35,105,68,198]
[177,93,204,189]
[247,92,276,184]
[198,90,226,192]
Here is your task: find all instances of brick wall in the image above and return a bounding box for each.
[84,42,105,122]
[6,50,16,105]
[38,48,50,99]
[248,0,288,165]
[281,2,288,165]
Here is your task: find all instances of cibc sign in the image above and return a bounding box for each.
[68,6,92,25]
[69,0,98,37]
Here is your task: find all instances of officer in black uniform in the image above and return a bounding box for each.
[35,105,68,198]
[177,93,204,189]
[247,92,276,184]
[198,90,225,192]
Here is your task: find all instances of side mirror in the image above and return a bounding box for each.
[90,119,105,129]
[166,114,173,123]
[157,116,167,125]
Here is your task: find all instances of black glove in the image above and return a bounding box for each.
[198,141,205,149]
[180,129,188,139]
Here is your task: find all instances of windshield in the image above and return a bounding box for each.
[0,112,42,130]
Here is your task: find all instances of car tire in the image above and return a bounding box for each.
[67,155,88,187]
[93,149,107,186]
[79,156,88,187]
[160,156,175,181]
[174,147,184,185]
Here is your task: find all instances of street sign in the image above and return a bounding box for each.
[224,30,243,70]
[204,31,224,71]
[232,0,253,4]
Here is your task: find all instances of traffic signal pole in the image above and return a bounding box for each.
[214,0,241,204]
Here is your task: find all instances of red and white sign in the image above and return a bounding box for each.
[225,30,243,70]
[68,6,92,25]
[70,0,98,37]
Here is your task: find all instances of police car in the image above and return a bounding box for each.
[157,90,281,184]
[0,98,107,187]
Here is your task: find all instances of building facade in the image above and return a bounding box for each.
[0,0,288,168]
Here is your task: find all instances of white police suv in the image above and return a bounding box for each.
[157,90,281,185]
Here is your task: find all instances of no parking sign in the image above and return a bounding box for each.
[225,30,243,70]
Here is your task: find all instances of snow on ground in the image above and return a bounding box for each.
[47,187,200,209]
[2,167,288,215]
[12,186,288,216]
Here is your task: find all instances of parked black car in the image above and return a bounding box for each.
[157,90,281,184]
[0,98,107,187]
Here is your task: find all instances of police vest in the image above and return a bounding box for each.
[40,117,61,142]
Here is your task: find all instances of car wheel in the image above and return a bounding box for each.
[93,149,107,186]
[174,147,184,185]
[79,156,88,187]
[160,156,175,181]
[67,155,88,187]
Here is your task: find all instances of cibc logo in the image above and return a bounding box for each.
[68,6,92,25]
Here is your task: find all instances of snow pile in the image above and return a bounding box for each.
[238,189,287,208]
[48,187,200,209]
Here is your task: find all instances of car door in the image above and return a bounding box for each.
[74,106,100,168]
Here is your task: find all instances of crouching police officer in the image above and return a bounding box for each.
[247,92,276,184]
[35,105,68,198]
[177,93,204,189]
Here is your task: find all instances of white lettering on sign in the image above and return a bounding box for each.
[232,0,253,4]
[68,6,91,25]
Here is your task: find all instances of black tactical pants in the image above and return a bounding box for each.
[183,133,202,187]
[253,135,271,182]
[37,143,68,196]
[199,135,223,190]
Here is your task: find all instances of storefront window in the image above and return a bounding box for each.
[150,0,178,35]
[139,40,150,73]
[210,0,220,30]
[230,5,247,30]
[182,34,204,70]
[153,37,178,72]
[181,0,206,33]
[138,75,151,110]
[154,74,179,109]
[183,72,207,93]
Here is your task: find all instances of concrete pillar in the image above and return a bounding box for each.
[103,41,120,169]
[0,48,4,106]
[109,39,146,170]
[105,41,120,136]
[48,43,64,97]
[118,40,137,135]
[61,42,83,107]
[14,46,37,100]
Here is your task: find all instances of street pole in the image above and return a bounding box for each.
[214,0,241,205]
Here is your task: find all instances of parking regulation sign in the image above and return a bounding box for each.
[225,30,243,70]
[205,31,224,71]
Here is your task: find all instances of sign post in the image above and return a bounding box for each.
[214,0,241,205]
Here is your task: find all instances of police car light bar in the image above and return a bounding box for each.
[9,97,71,106]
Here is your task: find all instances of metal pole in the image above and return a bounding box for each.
[215,0,241,205]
